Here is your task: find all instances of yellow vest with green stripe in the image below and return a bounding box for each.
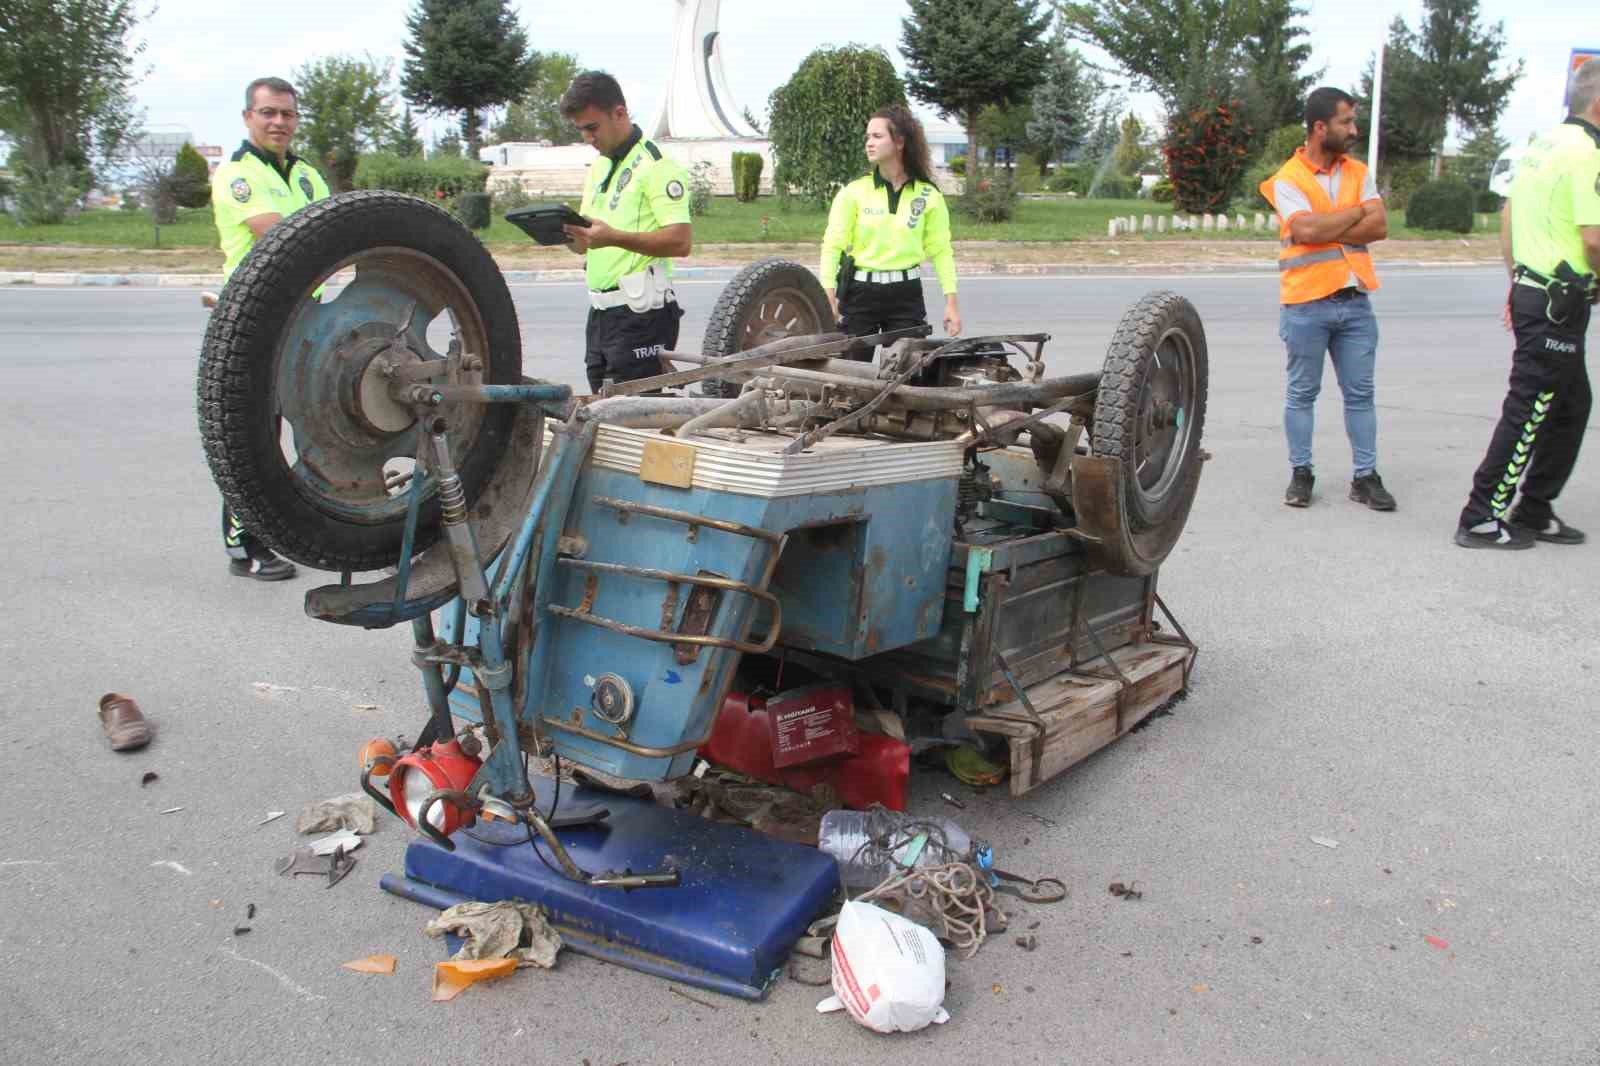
[1509,117,1600,279]
[211,141,329,281]
[819,170,958,294]
[580,128,691,291]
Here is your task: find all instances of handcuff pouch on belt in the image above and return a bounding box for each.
[592,263,673,313]
[1516,261,1597,327]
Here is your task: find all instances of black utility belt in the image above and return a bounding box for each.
[1512,262,1595,326]
[1323,286,1364,302]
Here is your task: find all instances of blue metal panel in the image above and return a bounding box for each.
[385,780,840,1000]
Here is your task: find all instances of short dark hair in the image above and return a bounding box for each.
[245,77,297,111]
[1304,87,1355,135]
[560,71,626,117]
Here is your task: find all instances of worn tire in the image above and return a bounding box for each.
[1090,290,1208,533]
[197,190,521,572]
[700,257,833,397]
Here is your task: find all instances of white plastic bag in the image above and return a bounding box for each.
[816,900,950,1033]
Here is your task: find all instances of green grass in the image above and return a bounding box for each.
[0,198,1494,251]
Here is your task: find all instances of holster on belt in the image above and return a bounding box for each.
[836,253,856,303]
[592,263,673,312]
[1518,261,1597,326]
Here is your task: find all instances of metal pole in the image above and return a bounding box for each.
[1367,34,1385,174]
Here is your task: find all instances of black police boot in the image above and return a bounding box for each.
[1453,518,1536,551]
[1349,471,1396,511]
[1284,465,1313,507]
[1508,511,1586,545]
[229,552,298,581]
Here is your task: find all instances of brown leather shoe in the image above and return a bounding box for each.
[98,693,153,751]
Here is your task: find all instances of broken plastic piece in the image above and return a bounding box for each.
[140,772,159,787]
[342,954,398,975]
[274,845,357,887]
[258,811,286,825]
[309,828,363,857]
[1310,836,1340,849]
[431,957,517,1001]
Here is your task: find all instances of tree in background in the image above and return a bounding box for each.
[491,51,580,145]
[1060,0,1254,109]
[432,131,463,158]
[1413,0,1522,177]
[1163,101,1253,213]
[900,0,1051,190]
[767,46,905,206]
[1356,19,1438,167]
[1026,27,1108,169]
[975,102,1033,173]
[294,55,394,191]
[1238,0,1320,132]
[173,142,210,208]
[0,0,146,219]
[1113,113,1151,175]
[1453,125,1508,189]
[401,0,536,156]
[388,105,424,157]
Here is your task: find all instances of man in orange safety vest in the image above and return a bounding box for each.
[1260,87,1395,512]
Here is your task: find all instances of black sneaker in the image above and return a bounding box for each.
[1453,519,1536,551]
[1350,471,1396,511]
[1509,512,1586,545]
[229,555,298,581]
[1284,465,1313,507]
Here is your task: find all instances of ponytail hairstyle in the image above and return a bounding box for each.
[871,104,938,191]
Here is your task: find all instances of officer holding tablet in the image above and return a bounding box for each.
[556,70,693,393]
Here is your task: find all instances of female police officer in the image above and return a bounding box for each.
[819,105,961,342]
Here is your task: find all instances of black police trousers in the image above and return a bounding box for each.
[1460,283,1593,527]
[839,278,927,351]
[584,300,683,393]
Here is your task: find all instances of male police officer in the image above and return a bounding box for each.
[1260,87,1395,512]
[209,76,330,580]
[558,71,692,393]
[1455,61,1600,550]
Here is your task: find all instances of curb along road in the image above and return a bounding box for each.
[0,259,1500,290]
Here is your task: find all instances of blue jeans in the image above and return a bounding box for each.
[1280,293,1379,476]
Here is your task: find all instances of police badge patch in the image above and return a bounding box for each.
[666,179,685,200]
[231,178,251,203]
[299,174,314,199]
[609,167,634,211]
[907,195,928,228]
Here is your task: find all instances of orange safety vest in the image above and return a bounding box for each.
[1259,148,1380,305]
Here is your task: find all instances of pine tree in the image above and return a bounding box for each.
[401,0,537,155]
[389,105,423,157]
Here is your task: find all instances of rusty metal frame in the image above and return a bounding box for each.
[547,558,783,656]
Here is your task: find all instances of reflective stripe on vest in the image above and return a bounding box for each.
[1259,151,1380,304]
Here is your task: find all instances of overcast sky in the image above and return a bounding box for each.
[131,0,1591,155]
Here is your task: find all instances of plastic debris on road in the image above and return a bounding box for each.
[431,958,517,1002]
[816,900,950,1033]
[342,954,398,975]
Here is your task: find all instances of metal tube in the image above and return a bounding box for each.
[540,713,723,758]
[741,365,1100,410]
[676,387,764,438]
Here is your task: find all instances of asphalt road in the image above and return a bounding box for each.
[2,269,1598,1065]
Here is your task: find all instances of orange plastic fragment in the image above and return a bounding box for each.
[432,957,518,1001]
[1424,935,1449,950]
[341,954,397,974]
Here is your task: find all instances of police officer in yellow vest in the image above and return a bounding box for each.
[820,105,961,344]
[1454,62,1600,550]
[208,76,330,581]
[558,71,692,393]
[1260,87,1395,512]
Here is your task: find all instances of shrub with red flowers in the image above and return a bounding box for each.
[1162,102,1254,215]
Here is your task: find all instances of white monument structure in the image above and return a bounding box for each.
[483,0,771,197]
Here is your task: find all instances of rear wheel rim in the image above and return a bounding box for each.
[271,247,490,525]
[1131,324,1197,507]
[735,284,826,350]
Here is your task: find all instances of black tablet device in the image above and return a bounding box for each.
[505,204,592,245]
